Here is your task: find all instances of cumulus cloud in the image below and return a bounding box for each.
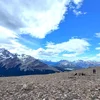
[0,38,90,61]
[95,45,100,60]
[96,53,100,57]
[46,38,90,54]
[0,0,84,39]
[95,33,100,38]
[96,47,100,50]
[0,26,17,43]
[73,0,83,5]
[69,0,86,16]
[36,38,90,59]
[0,39,39,58]
[62,53,78,57]
[94,40,100,60]
[0,0,87,61]
[73,10,87,16]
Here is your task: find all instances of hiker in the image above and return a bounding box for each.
[93,69,96,74]
[74,73,77,76]
[81,73,85,76]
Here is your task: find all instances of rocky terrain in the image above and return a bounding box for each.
[0,67,100,100]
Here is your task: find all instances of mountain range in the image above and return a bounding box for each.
[43,60,100,71]
[0,48,59,76]
[0,48,100,76]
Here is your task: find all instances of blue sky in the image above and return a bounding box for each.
[0,0,100,61]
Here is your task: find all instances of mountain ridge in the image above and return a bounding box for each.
[0,48,59,76]
[0,48,100,76]
[43,59,100,71]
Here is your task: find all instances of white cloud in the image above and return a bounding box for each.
[62,53,78,57]
[0,0,86,61]
[96,47,100,50]
[73,10,87,16]
[95,33,100,38]
[96,53,100,57]
[34,38,90,61]
[0,0,84,39]
[0,26,17,43]
[73,0,84,9]
[76,56,100,61]
[73,0,83,5]
[95,46,100,60]
[0,38,90,61]
[46,38,90,54]
[0,39,39,58]
[69,0,86,16]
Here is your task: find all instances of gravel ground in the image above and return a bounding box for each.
[0,67,100,100]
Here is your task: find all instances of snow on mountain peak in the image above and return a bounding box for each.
[0,48,14,59]
[0,48,6,52]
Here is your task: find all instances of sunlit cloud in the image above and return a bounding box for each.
[0,0,84,38]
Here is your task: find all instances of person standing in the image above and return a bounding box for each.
[93,69,96,74]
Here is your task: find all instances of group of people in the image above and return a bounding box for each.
[74,69,96,76]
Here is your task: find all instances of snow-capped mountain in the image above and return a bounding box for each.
[43,60,100,71]
[0,48,14,59]
[1,48,100,76]
[0,48,59,76]
[72,60,100,68]
[43,60,82,71]
[56,60,82,71]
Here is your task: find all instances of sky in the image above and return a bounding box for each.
[0,0,100,61]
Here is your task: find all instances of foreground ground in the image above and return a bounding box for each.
[0,67,100,100]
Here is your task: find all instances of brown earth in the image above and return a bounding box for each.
[0,67,100,100]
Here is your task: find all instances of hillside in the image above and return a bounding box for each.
[0,67,100,100]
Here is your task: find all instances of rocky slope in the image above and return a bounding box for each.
[0,67,100,100]
[0,48,59,76]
